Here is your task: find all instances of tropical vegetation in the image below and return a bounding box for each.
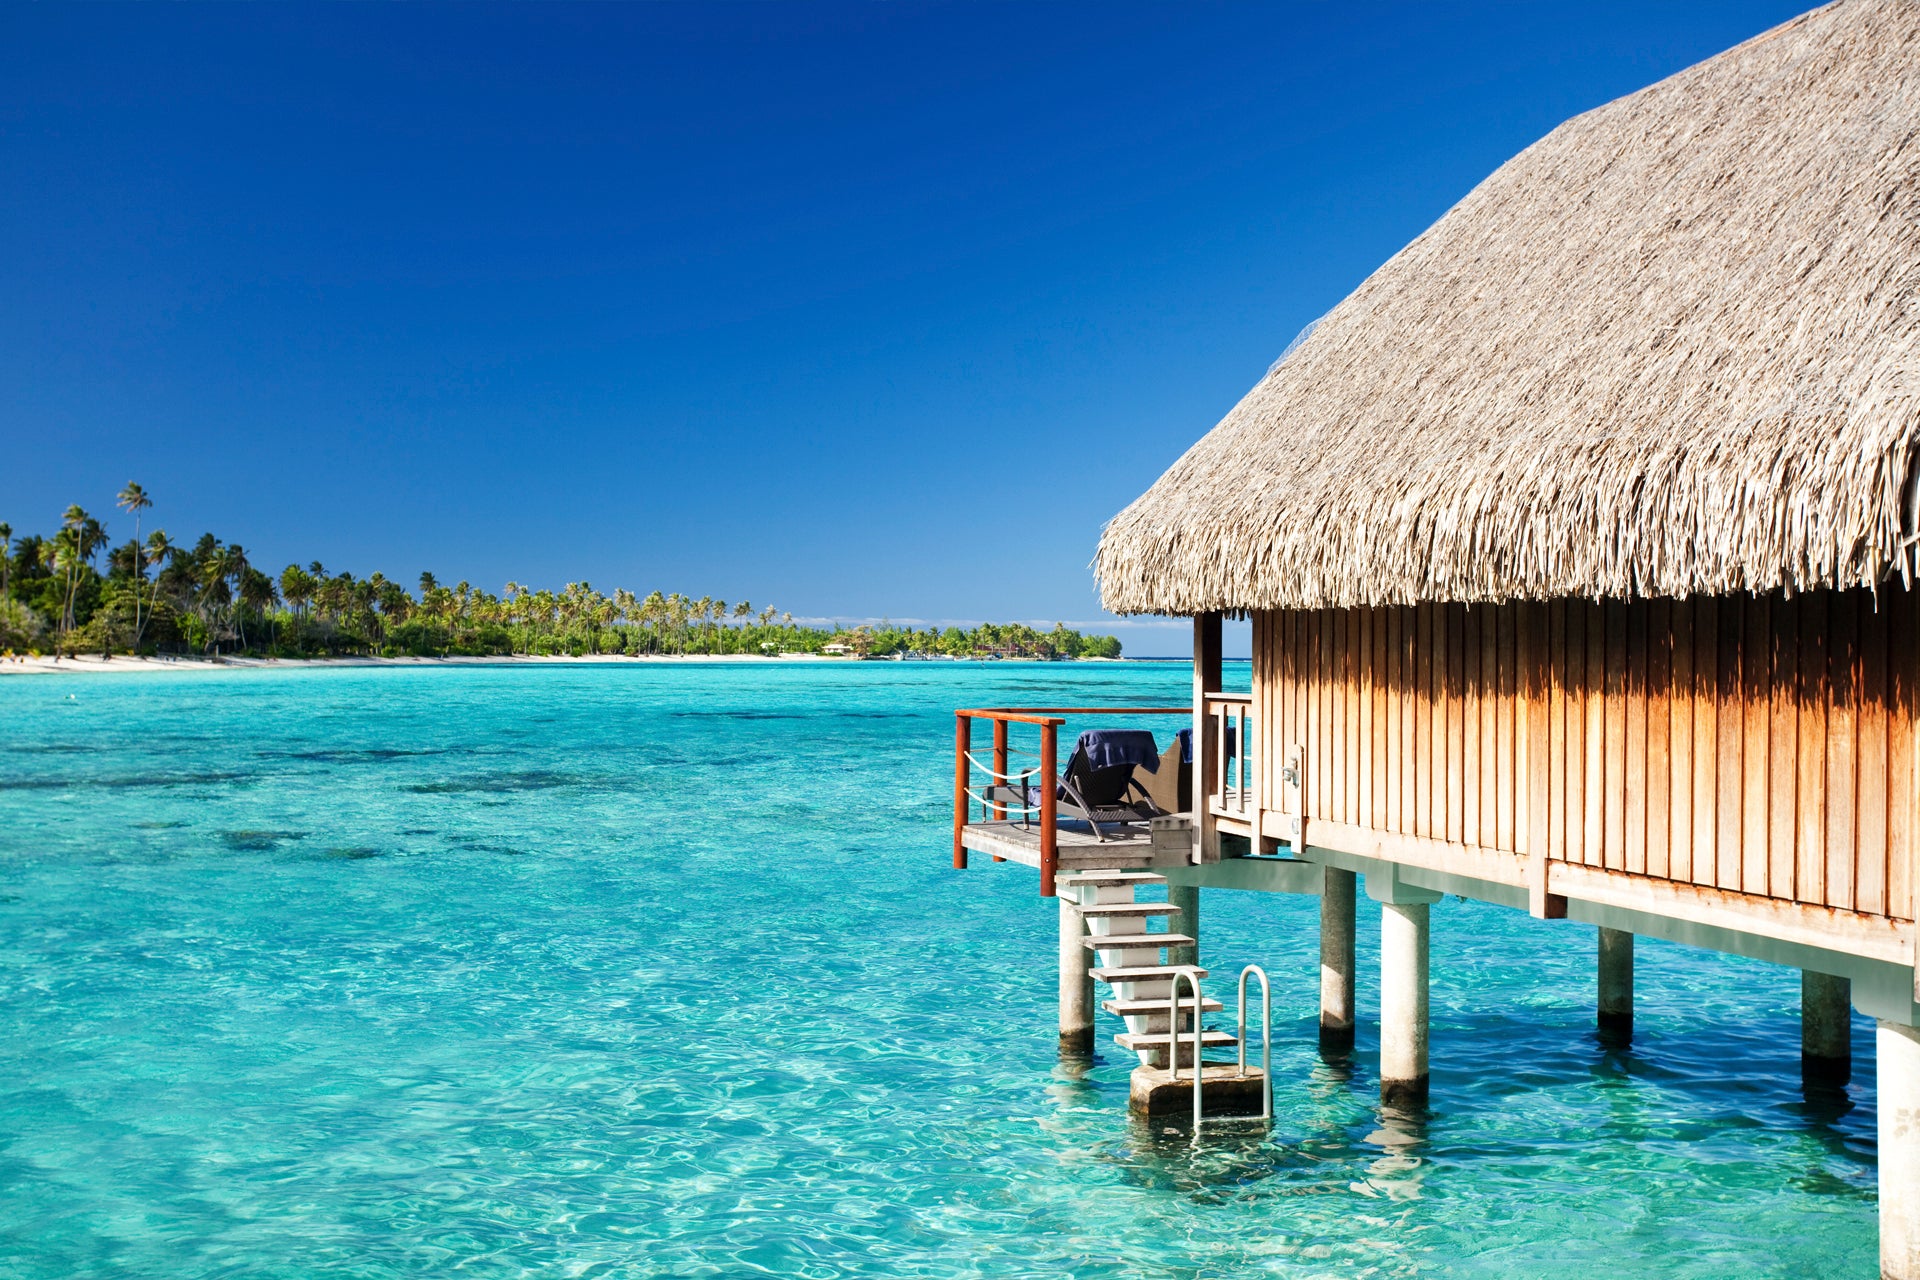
[1,488,1123,661]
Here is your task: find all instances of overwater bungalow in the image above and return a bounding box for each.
[949,2,1920,1273]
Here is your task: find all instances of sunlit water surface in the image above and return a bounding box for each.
[0,662,1879,1277]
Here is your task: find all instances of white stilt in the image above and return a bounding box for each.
[1058,897,1093,1055]
[1379,900,1430,1105]
[1880,1020,1920,1279]
[1320,867,1356,1050]
[1167,884,1199,970]
[1598,927,1633,1039]
[1802,971,1852,1083]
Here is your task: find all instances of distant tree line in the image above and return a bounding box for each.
[0,487,1122,662]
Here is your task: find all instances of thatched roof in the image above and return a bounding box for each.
[1096,0,1920,616]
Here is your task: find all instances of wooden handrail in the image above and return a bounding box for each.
[955,706,1190,724]
[952,713,970,869]
[1039,722,1058,896]
[991,719,1009,822]
[1202,693,1256,823]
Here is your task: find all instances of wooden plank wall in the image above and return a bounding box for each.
[1253,588,1918,922]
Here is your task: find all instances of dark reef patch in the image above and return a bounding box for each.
[0,771,253,792]
[220,830,309,852]
[403,770,581,795]
[260,747,456,764]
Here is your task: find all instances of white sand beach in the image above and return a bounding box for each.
[0,652,859,677]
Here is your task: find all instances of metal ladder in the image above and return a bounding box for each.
[1168,965,1272,1136]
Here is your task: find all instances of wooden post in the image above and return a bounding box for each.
[1039,720,1058,897]
[953,713,970,870]
[1194,614,1223,862]
[991,718,1009,820]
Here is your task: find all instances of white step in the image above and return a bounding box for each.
[1104,996,1224,1017]
[1091,965,1208,984]
[1115,1029,1239,1052]
[1078,902,1178,919]
[1083,933,1195,952]
[1056,871,1168,888]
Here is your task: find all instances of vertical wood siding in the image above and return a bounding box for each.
[1253,588,1919,922]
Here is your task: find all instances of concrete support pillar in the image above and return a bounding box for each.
[1167,884,1200,970]
[1597,927,1634,1040]
[1802,971,1852,1084]
[1880,1020,1920,1279]
[1379,900,1430,1106]
[1058,898,1093,1056]
[1320,867,1356,1051]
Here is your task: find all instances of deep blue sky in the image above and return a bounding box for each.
[2,2,1805,653]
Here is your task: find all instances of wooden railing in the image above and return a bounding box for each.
[1202,692,1255,822]
[952,706,1189,896]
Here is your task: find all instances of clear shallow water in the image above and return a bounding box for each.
[0,661,1878,1278]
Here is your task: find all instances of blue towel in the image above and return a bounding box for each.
[1174,725,1234,763]
[1074,728,1160,774]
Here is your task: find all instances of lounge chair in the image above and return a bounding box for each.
[1129,725,1239,818]
[987,728,1167,841]
[1131,731,1190,816]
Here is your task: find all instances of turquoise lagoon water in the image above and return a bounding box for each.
[0,661,1880,1277]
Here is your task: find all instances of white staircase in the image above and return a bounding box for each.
[1058,869,1237,1069]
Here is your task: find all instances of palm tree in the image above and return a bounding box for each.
[240,567,278,647]
[0,521,11,602]
[116,483,153,644]
[199,551,230,652]
[279,563,315,620]
[50,508,107,645]
[136,531,173,647]
[55,506,83,635]
[225,544,254,649]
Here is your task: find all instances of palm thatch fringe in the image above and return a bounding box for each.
[1096,0,1920,616]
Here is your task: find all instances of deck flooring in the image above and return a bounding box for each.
[960,820,1185,870]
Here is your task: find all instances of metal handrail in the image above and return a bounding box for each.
[1168,968,1206,1133]
[1237,965,1272,1122]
